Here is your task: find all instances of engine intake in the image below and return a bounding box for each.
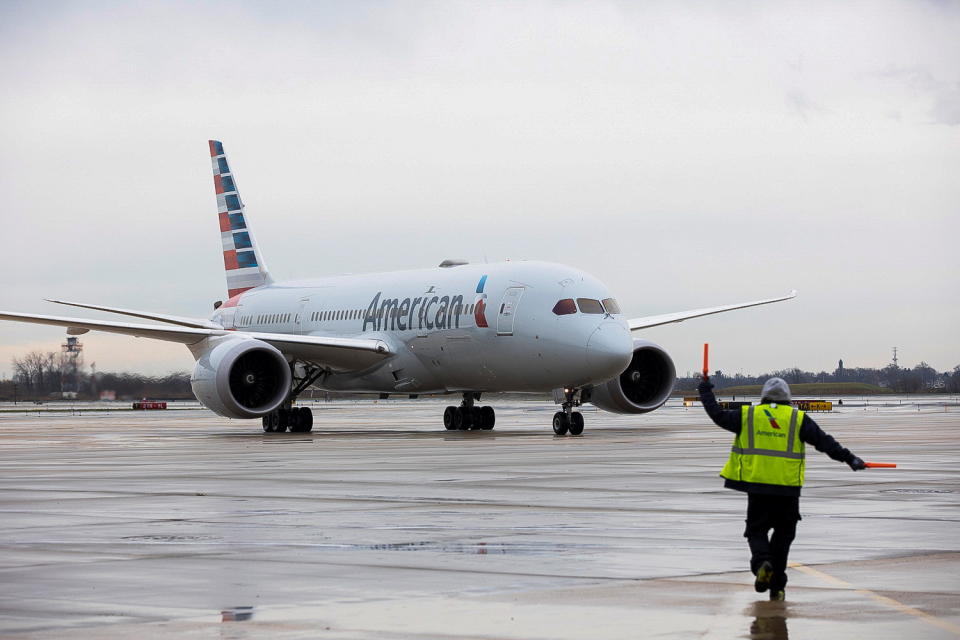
[588,339,676,414]
[191,338,291,419]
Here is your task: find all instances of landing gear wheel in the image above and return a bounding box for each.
[569,412,584,436]
[291,407,313,432]
[452,408,465,430]
[552,412,569,436]
[264,411,283,433]
[288,407,313,433]
[458,407,473,430]
[480,406,496,430]
[276,409,289,433]
[443,406,457,430]
[469,406,483,430]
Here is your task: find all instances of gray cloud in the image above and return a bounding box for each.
[785,89,827,121]
[876,65,960,125]
[930,82,960,125]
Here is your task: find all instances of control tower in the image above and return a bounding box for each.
[61,335,84,395]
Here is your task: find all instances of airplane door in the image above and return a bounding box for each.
[297,297,310,334]
[496,287,525,336]
[234,303,249,329]
[219,307,236,330]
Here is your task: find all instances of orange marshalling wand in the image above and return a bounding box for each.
[865,462,897,469]
[702,343,710,380]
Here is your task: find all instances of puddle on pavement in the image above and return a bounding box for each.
[746,602,790,640]
[882,488,953,494]
[121,534,220,542]
[319,540,602,555]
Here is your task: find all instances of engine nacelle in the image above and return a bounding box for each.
[588,339,676,414]
[190,338,291,419]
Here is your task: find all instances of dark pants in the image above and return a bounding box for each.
[744,493,801,591]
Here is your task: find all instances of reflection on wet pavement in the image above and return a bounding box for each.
[748,602,789,640]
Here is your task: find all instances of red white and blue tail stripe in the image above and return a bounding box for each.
[209,140,272,299]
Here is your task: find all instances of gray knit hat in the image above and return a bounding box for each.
[761,377,791,403]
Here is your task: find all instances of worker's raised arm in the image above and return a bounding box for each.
[697,379,741,434]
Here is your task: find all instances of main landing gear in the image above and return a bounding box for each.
[443,393,496,431]
[262,405,313,433]
[262,363,325,433]
[552,388,585,436]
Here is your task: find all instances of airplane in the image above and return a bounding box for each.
[0,141,796,436]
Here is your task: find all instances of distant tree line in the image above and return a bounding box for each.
[3,349,959,402]
[676,361,960,394]
[4,350,193,401]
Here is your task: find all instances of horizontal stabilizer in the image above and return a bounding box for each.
[628,290,797,331]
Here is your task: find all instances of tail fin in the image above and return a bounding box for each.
[209,140,273,298]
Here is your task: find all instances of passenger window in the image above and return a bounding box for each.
[602,298,621,314]
[576,298,604,314]
[552,299,577,315]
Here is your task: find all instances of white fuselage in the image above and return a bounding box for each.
[211,261,634,395]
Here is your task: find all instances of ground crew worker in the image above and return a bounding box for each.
[698,376,866,600]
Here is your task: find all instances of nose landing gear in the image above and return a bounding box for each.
[553,388,585,436]
[444,393,496,431]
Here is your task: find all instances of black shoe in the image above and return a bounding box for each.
[754,561,773,593]
[769,588,785,601]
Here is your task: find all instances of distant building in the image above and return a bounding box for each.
[99,390,116,401]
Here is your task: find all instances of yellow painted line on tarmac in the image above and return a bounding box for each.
[790,562,960,636]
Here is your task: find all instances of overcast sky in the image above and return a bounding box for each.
[1,0,958,379]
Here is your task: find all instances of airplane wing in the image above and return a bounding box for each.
[628,290,797,331]
[0,310,391,370]
[44,298,222,329]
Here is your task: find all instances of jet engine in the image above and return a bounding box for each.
[588,339,676,414]
[191,338,291,419]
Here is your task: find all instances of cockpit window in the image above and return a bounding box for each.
[552,298,577,315]
[602,298,621,314]
[577,298,604,314]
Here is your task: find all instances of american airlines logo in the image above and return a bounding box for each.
[363,291,469,332]
[363,275,491,333]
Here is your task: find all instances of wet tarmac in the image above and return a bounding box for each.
[1,399,958,638]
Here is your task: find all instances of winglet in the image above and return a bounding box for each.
[209,140,273,298]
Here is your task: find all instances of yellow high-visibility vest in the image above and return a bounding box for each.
[720,404,806,487]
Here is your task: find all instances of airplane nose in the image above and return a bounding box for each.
[586,322,633,380]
